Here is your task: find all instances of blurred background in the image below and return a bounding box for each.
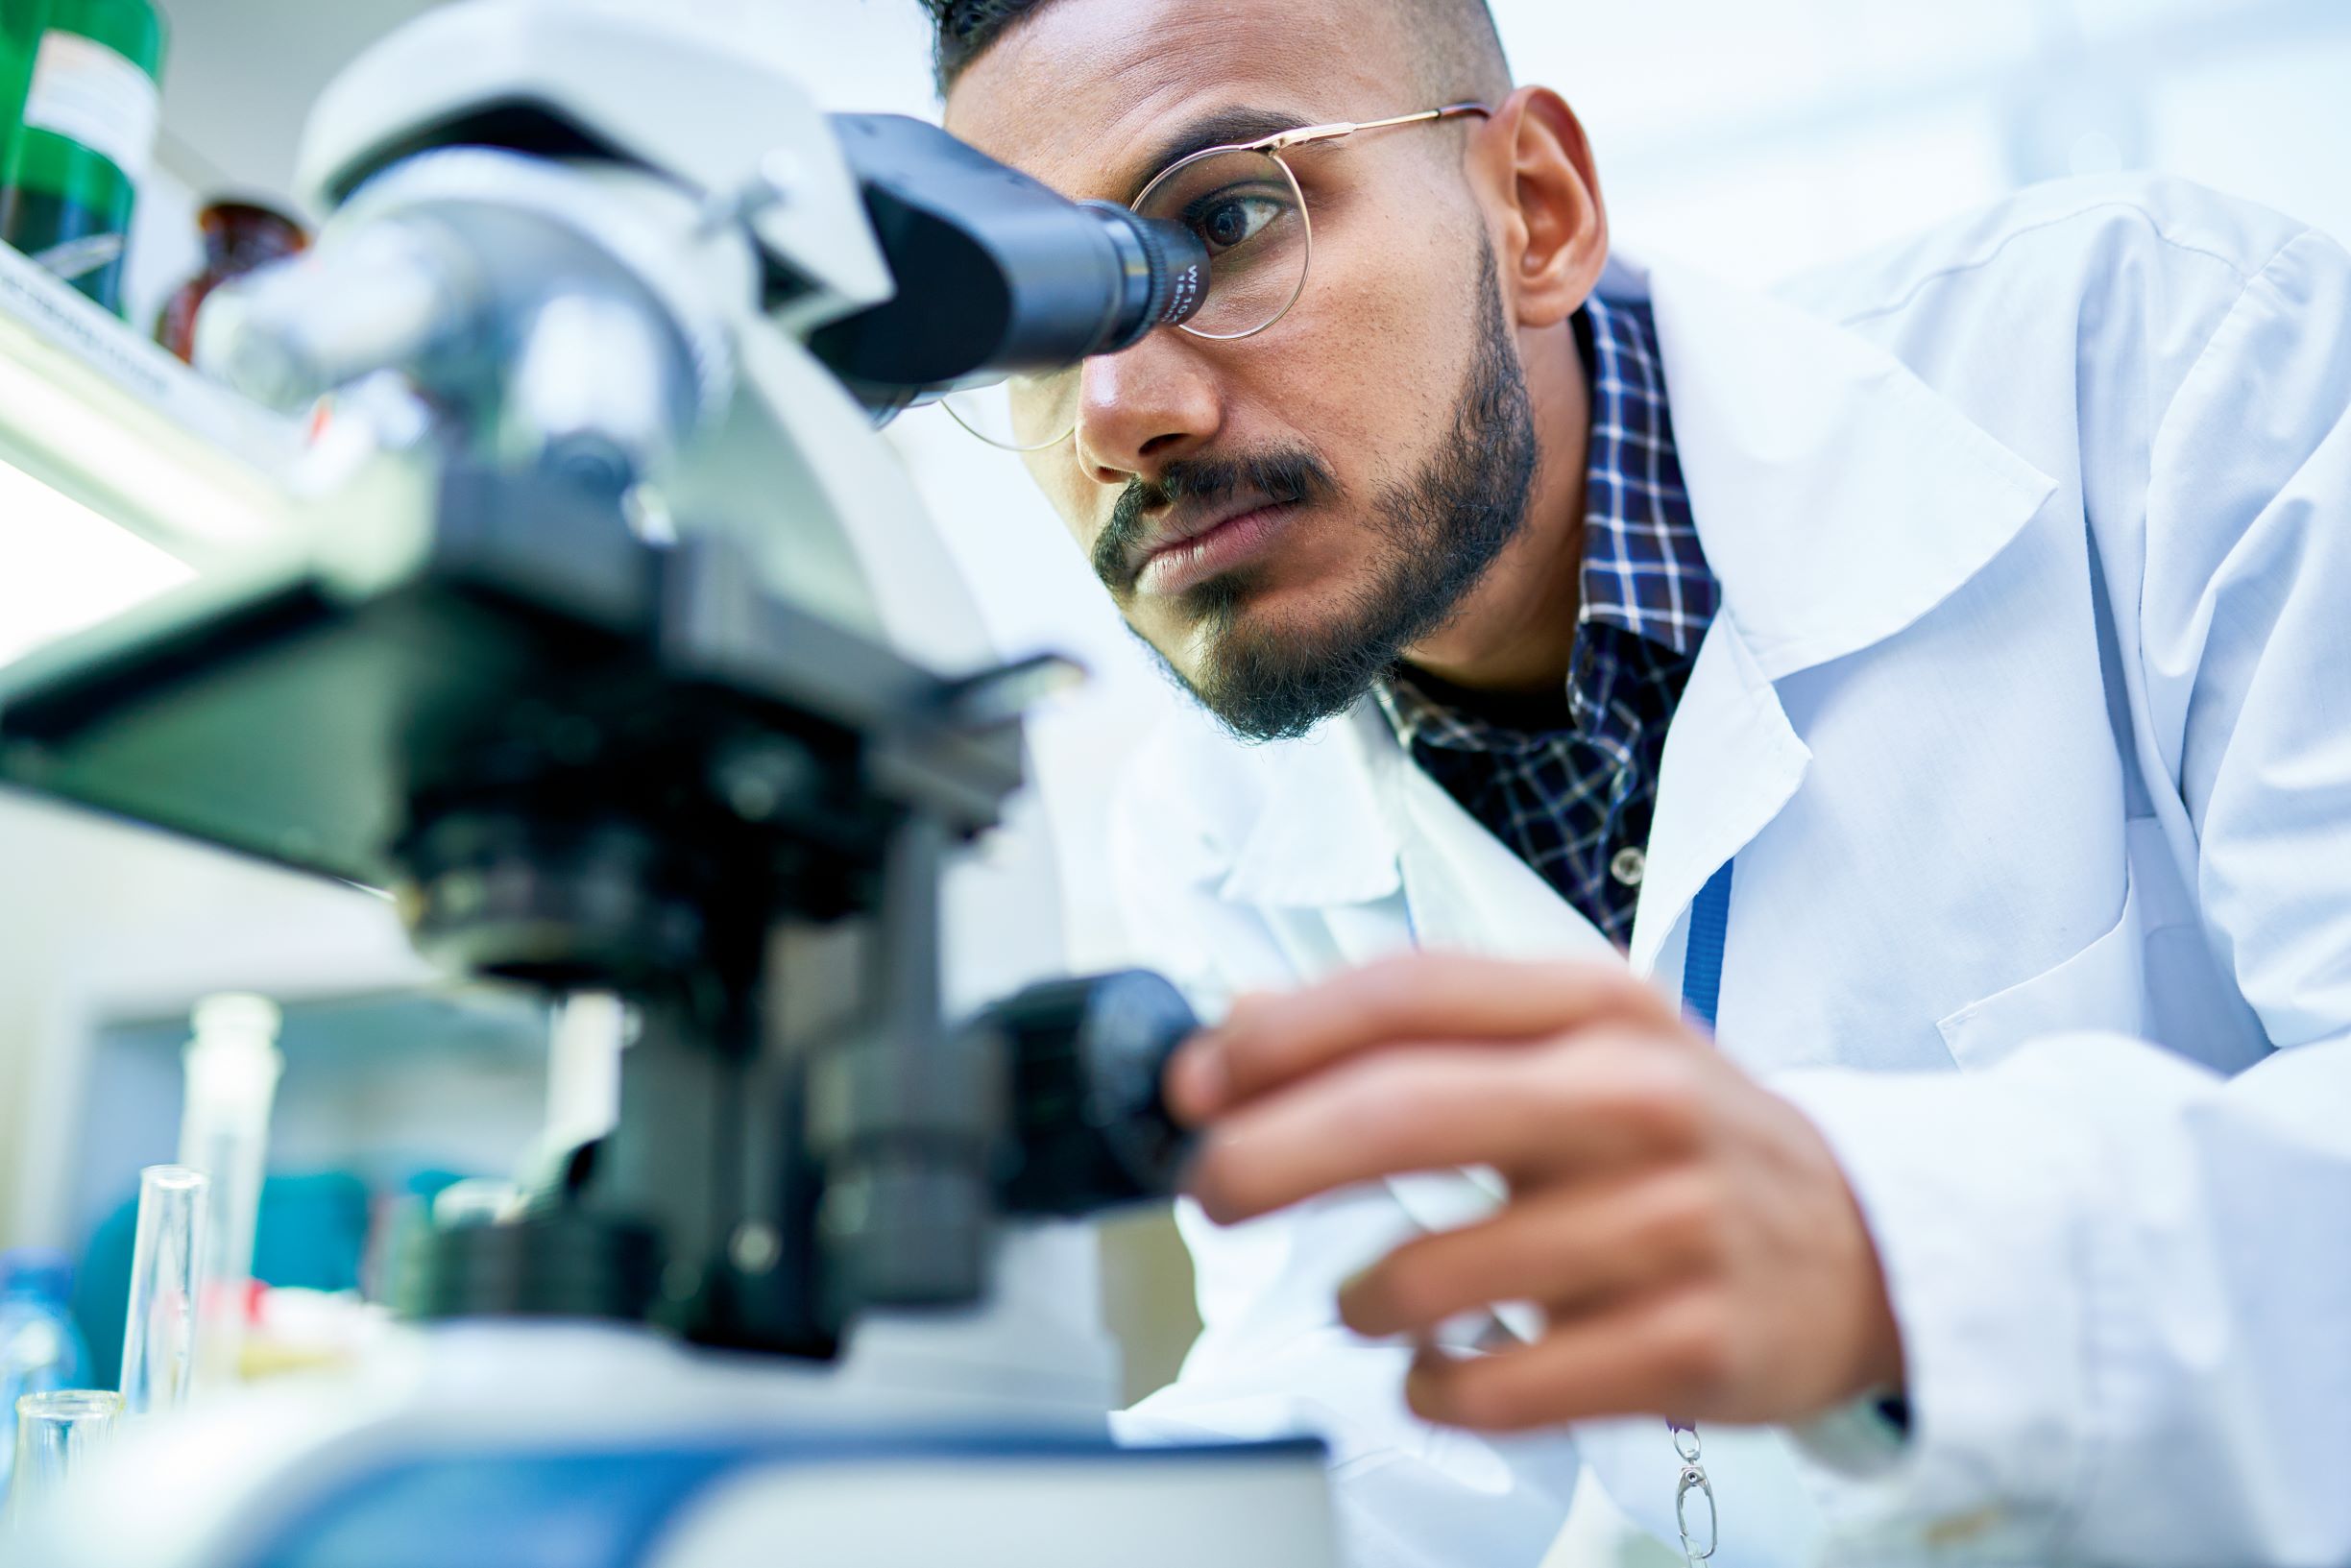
[0,0,2346,1402]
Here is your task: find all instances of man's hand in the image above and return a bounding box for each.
[1165,952,1905,1432]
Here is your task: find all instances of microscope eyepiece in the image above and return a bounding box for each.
[1080,200,1208,347]
[809,115,1210,415]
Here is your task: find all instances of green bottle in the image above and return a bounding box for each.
[0,0,166,317]
[0,4,41,196]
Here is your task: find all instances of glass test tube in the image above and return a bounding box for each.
[178,993,283,1393]
[118,1165,208,1417]
[9,1388,121,1523]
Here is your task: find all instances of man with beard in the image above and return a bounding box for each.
[923,1,2351,1564]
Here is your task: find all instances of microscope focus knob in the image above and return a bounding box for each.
[986,971,1199,1218]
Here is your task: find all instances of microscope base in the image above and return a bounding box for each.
[20,1323,1337,1568]
[244,1432,1336,1568]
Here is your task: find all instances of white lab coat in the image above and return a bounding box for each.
[1105,176,2351,1568]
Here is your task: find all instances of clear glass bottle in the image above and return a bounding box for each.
[9,1387,119,1523]
[0,1249,89,1498]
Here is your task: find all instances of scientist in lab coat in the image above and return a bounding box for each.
[923,0,2351,1562]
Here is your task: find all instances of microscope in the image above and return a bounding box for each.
[0,4,1336,1563]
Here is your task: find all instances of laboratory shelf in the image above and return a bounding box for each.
[0,240,303,567]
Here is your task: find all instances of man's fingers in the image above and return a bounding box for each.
[1186,1036,1702,1224]
[1171,952,1680,1122]
[1404,1287,1733,1432]
[1338,1170,1720,1339]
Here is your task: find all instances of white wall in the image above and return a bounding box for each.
[0,797,433,1245]
[1558,0,2351,277]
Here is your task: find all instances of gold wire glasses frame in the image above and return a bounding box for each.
[944,102,1492,452]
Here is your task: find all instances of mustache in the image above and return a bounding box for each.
[1092,447,1340,595]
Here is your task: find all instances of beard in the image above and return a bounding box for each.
[1090,239,1539,743]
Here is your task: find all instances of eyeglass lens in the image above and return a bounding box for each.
[942,148,1310,451]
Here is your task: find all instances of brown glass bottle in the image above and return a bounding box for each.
[155,199,306,364]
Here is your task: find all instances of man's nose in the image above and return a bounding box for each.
[1072,331,1223,485]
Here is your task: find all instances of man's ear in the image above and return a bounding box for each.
[1468,86,1610,330]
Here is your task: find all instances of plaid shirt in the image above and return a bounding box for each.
[1381,293,1716,950]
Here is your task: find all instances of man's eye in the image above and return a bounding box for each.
[1190,192,1285,253]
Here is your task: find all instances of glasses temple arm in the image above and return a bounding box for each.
[1256,102,1494,152]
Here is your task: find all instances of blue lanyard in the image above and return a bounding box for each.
[1682,860,1734,1029]
[1672,859,1734,1564]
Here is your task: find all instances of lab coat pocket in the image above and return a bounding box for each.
[1935,865,2146,1072]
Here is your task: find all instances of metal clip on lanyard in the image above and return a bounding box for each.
[1672,861,1735,1565]
[1673,1421,1718,1563]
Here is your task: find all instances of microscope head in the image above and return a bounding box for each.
[291,0,893,336]
[260,0,1210,420]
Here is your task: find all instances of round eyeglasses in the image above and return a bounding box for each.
[942,103,1491,453]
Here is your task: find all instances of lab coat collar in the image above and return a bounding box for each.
[1612,251,2058,969]
[1216,709,1402,908]
[1213,253,2058,913]
[1616,252,2060,682]
[1626,617,1812,977]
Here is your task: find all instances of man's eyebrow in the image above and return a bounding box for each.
[1119,106,1310,203]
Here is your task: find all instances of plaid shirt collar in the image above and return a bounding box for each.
[1383,292,1714,749]
[1573,292,1714,654]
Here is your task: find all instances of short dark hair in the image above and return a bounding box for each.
[919,0,1513,100]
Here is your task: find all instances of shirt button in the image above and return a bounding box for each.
[1611,847,1647,887]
